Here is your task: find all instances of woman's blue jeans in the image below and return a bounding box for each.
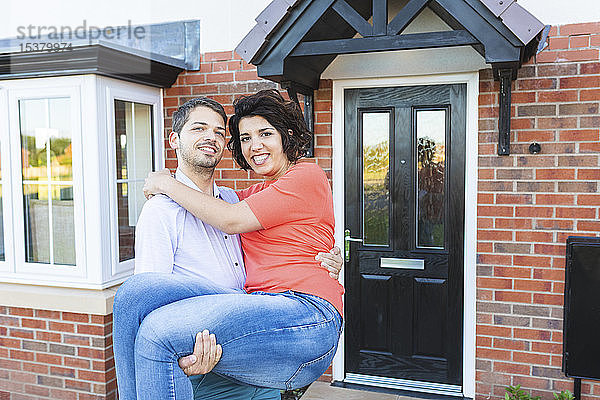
[112,273,343,400]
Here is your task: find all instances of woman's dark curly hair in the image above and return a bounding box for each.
[227,89,311,170]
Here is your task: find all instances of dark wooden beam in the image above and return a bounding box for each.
[372,0,388,36]
[304,94,315,156]
[281,79,314,96]
[332,0,372,37]
[497,68,513,155]
[282,81,315,156]
[290,30,478,57]
[387,0,431,35]
[285,83,301,109]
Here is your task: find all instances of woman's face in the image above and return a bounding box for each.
[238,115,290,180]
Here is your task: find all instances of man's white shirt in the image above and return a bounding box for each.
[134,169,246,289]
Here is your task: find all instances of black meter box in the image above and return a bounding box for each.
[563,236,600,380]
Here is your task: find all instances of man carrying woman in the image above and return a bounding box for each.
[113,90,344,399]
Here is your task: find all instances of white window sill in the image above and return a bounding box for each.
[0,281,120,315]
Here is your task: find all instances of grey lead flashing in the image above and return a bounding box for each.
[235,0,545,64]
[0,20,200,71]
[537,24,551,54]
[129,20,200,70]
[183,21,201,70]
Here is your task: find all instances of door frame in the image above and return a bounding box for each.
[331,72,479,398]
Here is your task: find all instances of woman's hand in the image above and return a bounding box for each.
[143,168,175,200]
[178,330,222,376]
[316,246,343,280]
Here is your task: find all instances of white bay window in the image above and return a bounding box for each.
[0,75,163,287]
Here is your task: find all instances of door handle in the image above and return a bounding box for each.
[344,229,363,262]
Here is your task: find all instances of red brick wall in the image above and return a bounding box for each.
[476,23,600,400]
[0,306,115,400]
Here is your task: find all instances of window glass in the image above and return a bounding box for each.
[19,98,75,265]
[362,111,390,246]
[416,109,446,249]
[114,100,154,262]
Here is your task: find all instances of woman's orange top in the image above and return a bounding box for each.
[237,162,344,316]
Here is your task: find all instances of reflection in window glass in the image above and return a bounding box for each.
[23,184,50,264]
[362,112,390,246]
[20,99,48,181]
[114,100,154,261]
[20,98,75,265]
[49,98,73,181]
[52,185,75,265]
[416,110,446,248]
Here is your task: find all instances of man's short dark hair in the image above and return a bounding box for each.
[172,97,227,134]
[227,90,311,170]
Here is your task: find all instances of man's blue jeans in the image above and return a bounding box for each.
[113,273,343,400]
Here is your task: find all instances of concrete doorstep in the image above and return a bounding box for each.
[302,381,408,400]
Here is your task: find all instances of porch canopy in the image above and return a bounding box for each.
[236,0,547,155]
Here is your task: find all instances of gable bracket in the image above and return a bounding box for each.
[497,68,515,155]
[282,80,315,157]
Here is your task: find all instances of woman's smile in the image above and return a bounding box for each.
[252,154,269,164]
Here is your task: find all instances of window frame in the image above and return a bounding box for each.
[6,83,86,280]
[0,87,13,273]
[103,78,164,278]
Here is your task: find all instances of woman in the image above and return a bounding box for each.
[113,90,343,399]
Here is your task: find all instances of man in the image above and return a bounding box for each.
[133,97,342,399]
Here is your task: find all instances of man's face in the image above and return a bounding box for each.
[171,106,226,170]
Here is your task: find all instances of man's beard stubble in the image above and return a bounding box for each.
[178,145,220,178]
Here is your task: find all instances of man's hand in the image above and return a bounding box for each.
[316,246,343,280]
[178,330,222,376]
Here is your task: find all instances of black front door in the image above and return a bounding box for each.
[344,84,466,387]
